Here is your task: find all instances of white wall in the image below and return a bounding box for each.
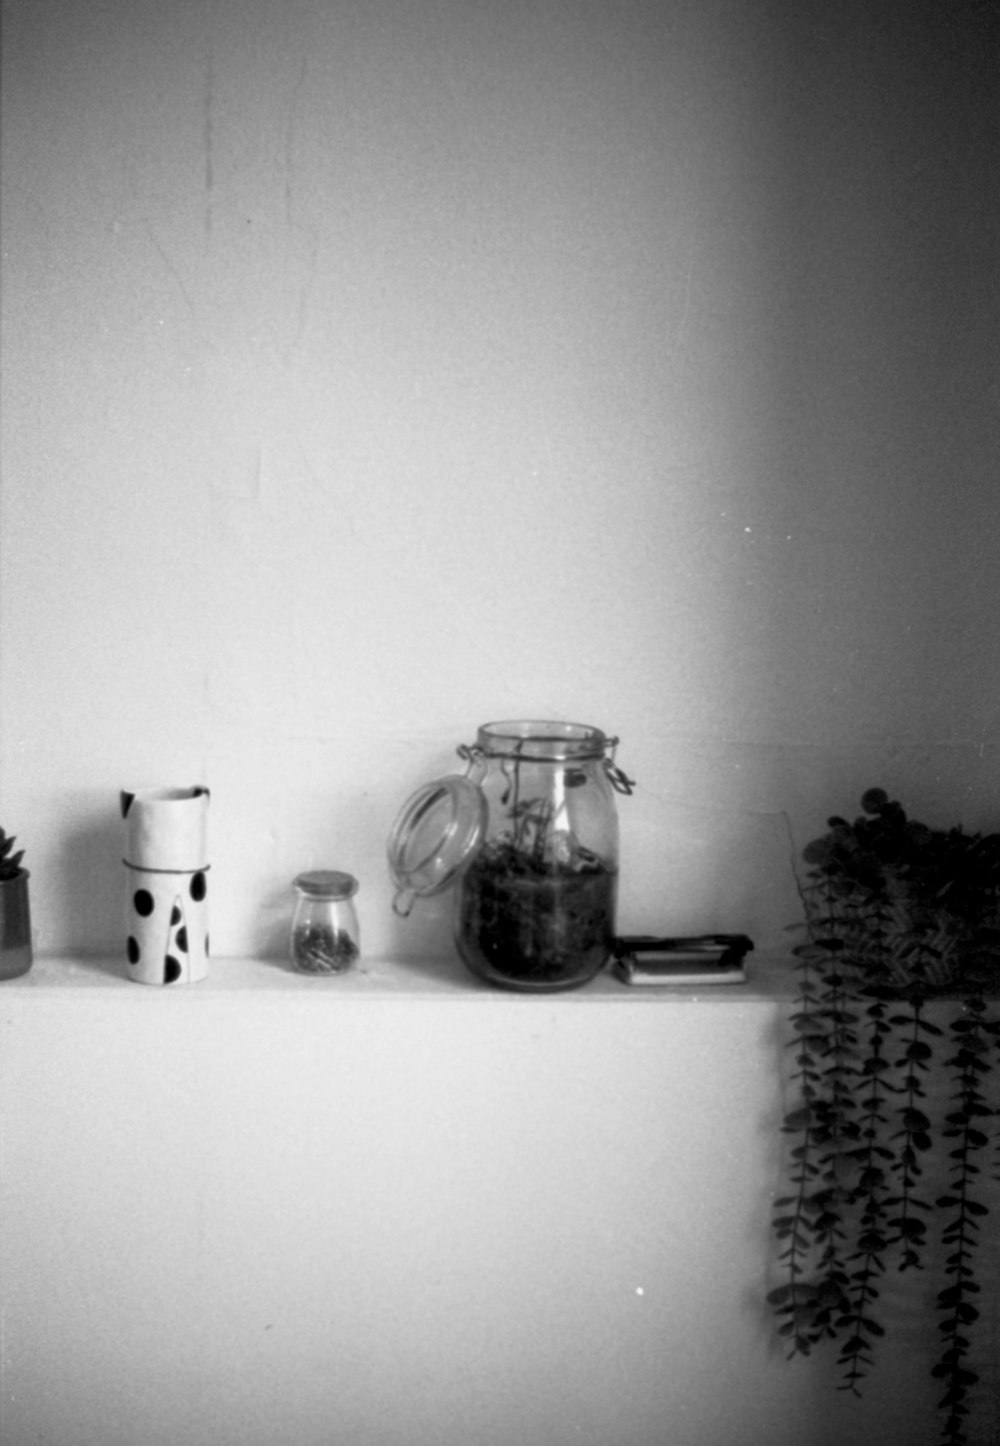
[3,963,981,1446]
[1,4,998,1444]
[2,0,996,962]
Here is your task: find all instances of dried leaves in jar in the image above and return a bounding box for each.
[293,924,359,974]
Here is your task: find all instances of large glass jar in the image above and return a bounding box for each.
[455,722,630,990]
[388,721,633,992]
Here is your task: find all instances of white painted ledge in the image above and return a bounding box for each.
[2,950,937,1446]
[4,951,795,999]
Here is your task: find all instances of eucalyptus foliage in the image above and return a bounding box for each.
[770,790,1000,1446]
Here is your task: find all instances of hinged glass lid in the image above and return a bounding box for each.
[387,775,487,917]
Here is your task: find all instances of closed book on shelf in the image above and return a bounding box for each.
[614,957,747,986]
[612,934,753,986]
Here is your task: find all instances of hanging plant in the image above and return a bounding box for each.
[769,789,1000,1446]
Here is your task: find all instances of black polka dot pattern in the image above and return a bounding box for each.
[126,868,208,983]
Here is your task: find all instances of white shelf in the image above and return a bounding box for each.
[3,952,794,999]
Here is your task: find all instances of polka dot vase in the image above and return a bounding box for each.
[121,786,210,986]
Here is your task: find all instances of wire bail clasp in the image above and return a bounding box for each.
[456,742,487,784]
[603,735,636,795]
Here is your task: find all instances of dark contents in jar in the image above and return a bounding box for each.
[457,845,615,989]
[293,924,359,974]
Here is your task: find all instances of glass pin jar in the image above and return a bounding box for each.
[388,721,634,992]
[291,871,360,975]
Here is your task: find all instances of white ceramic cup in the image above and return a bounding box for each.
[121,787,210,985]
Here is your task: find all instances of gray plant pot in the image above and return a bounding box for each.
[0,870,33,979]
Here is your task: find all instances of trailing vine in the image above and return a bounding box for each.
[770,790,1000,1446]
[837,981,893,1394]
[885,993,937,1274]
[933,993,999,1446]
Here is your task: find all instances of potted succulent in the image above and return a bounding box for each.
[0,827,32,979]
[769,790,1000,1446]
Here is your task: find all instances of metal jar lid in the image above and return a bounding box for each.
[293,870,359,900]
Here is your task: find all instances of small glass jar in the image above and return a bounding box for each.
[290,871,360,975]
